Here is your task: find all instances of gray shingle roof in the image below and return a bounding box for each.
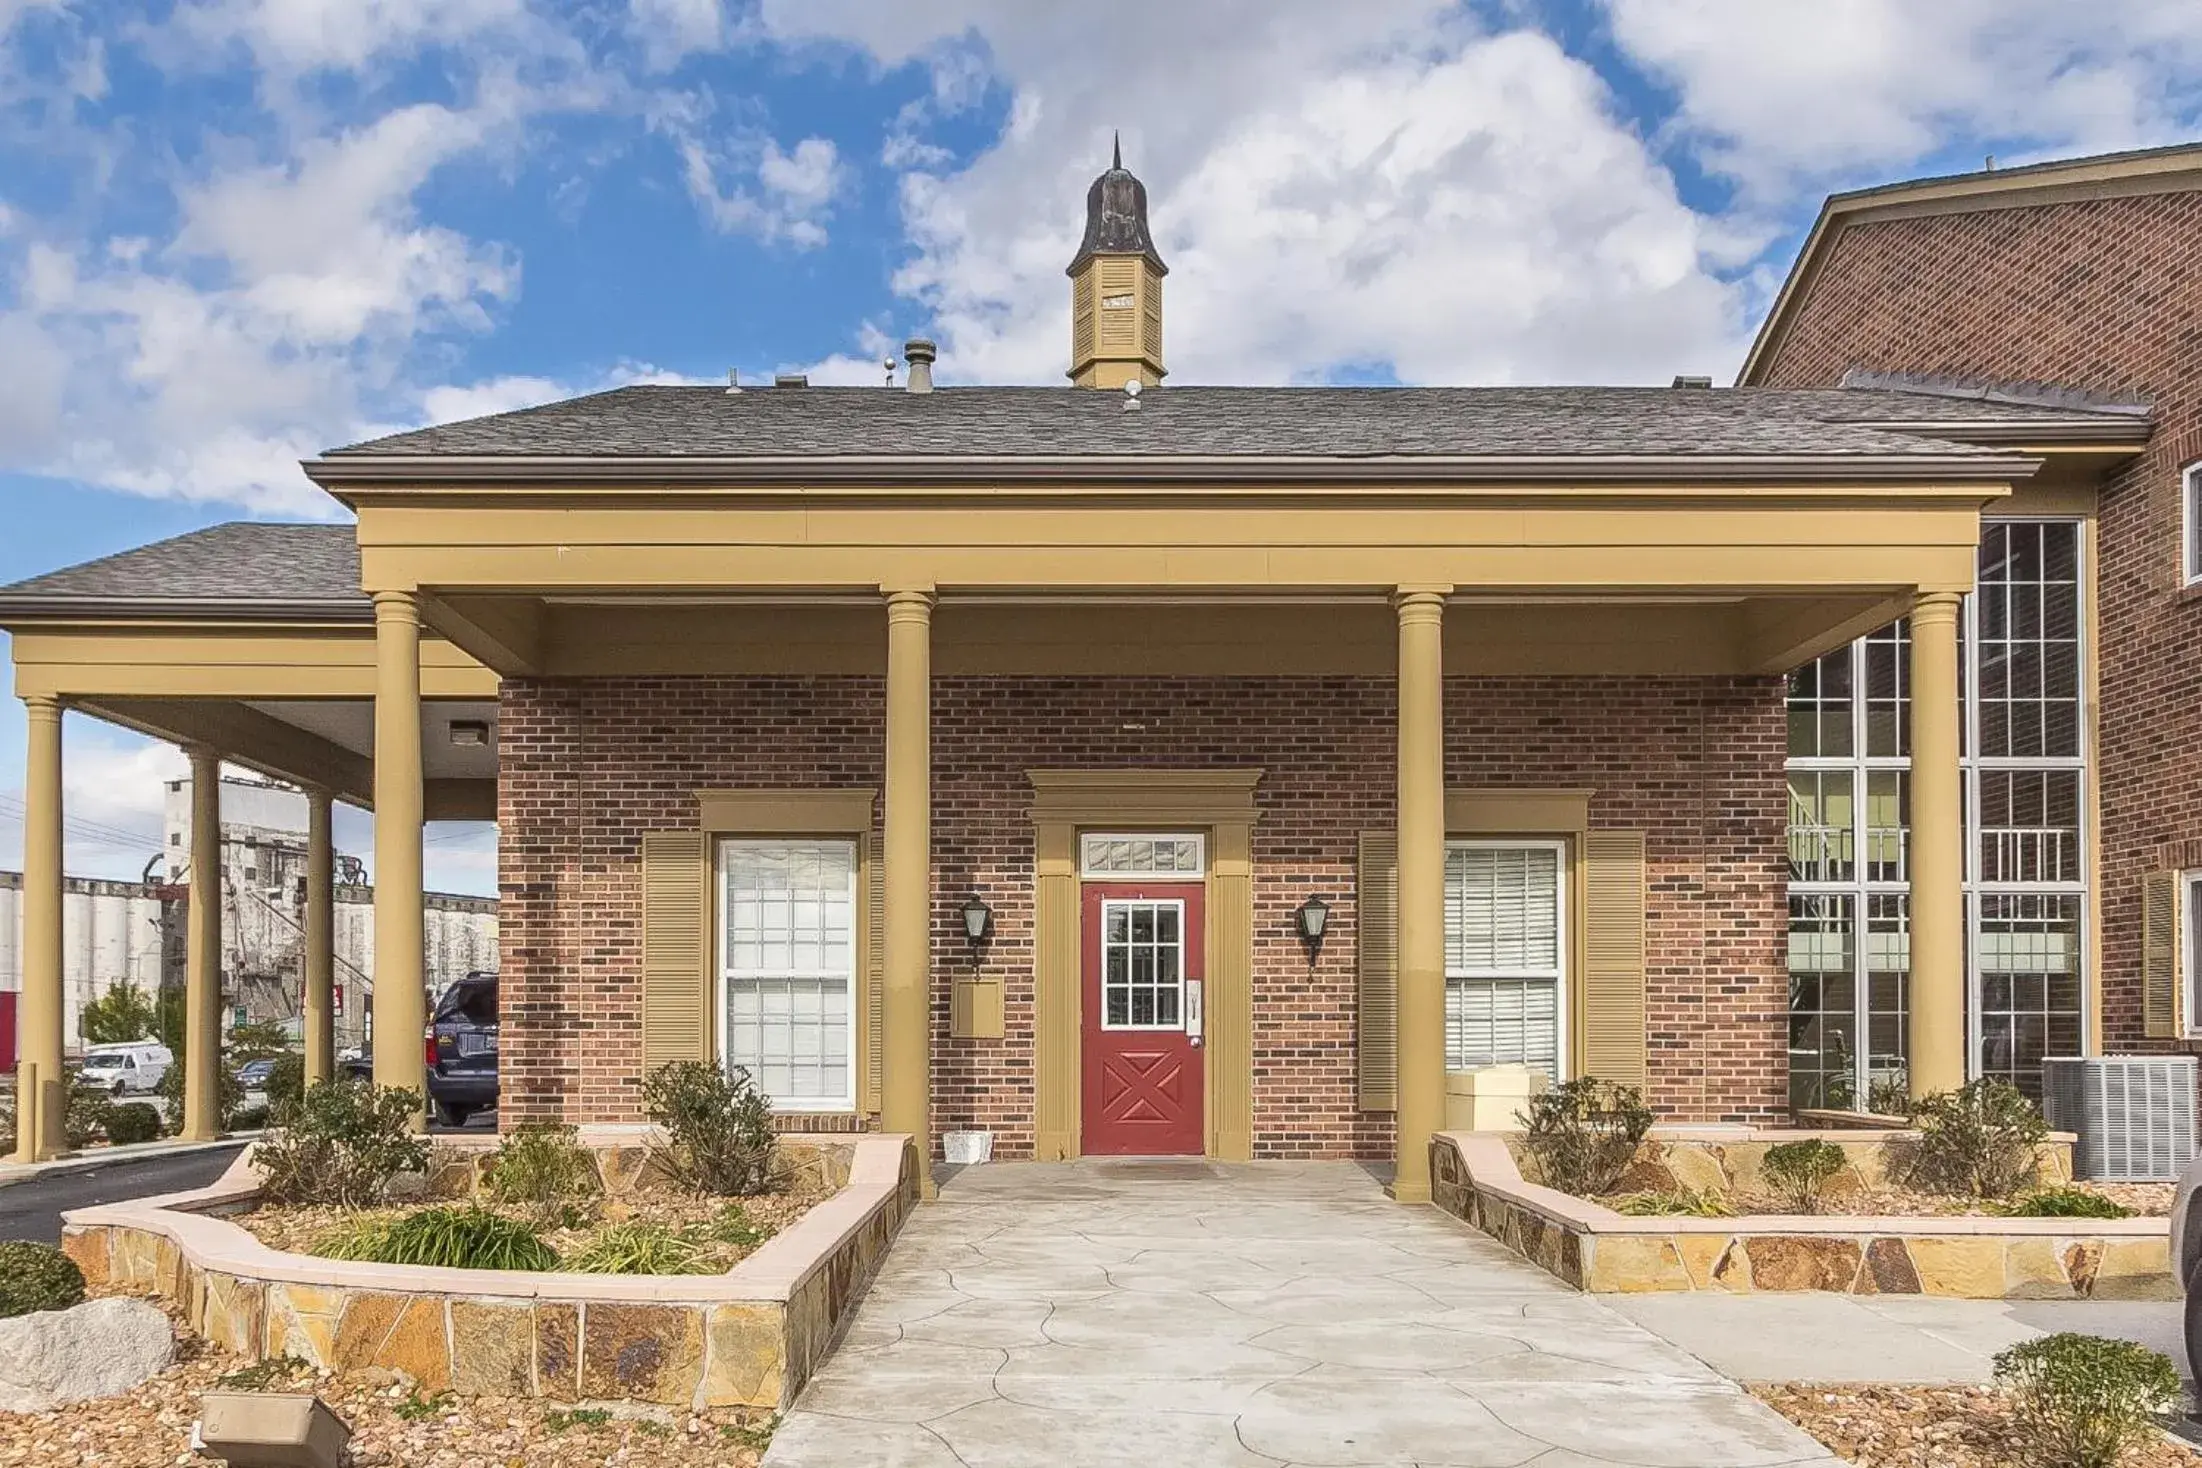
[0,523,364,612]
[320,384,2137,464]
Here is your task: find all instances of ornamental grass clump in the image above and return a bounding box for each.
[1993,1333,2181,1468]
[1898,1078,2046,1199]
[1614,1187,1733,1218]
[2003,1187,2135,1220]
[642,1061,784,1197]
[254,1078,430,1208]
[1759,1139,1848,1214]
[0,1241,86,1319]
[1517,1077,1654,1198]
[484,1123,601,1223]
[566,1221,714,1276]
[315,1205,557,1272]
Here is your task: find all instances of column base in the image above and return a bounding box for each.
[1389,1180,1433,1204]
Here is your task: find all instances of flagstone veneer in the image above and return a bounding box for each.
[1431,1130,2174,1300]
[58,1132,917,1411]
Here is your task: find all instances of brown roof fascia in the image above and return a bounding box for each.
[1738,142,2202,386]
[0,597,369,625]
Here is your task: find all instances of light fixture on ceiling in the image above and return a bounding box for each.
[448,720,492,748]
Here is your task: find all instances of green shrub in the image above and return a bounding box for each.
[1760,1139,1848,1214]
[64,1084,112,1149]
[1614,1187,1734,1218]
[1993,1332,2181,1468]
[2003,1187,2136,1220]
[0,1241,86,1318]
[317,1205,556,1272]
[566,1221,713,1275]
[700,1202,770,1248]
[1867,1075,1913,1119]
[1517,1077,1654,1198]
[231,1104,271,1132]
[264,1054,306,1124]
[484,1124,601,1222]
[155,1053,245,1134]
[642,1062,783,1197]
[254,1079,429,1208]
[1899,1079,2046,1199]
[104,1102,162,1145]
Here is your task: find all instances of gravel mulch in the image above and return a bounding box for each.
[0,1305,779,1467]
[1754,1383,2202,1468]
[1602,1181,2173,1219]
[238,1178,834,1272]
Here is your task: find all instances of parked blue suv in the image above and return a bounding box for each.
[425,971,498,1127]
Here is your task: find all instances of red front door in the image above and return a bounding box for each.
[1082,881,1205,1155]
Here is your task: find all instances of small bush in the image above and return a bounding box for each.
[566,1221,714,1275]
[642,1061,783,1197]
[1867,1076,1913,1119]
[264,1054,306,1124]
[255,1079,429,1208]
[1900,1078,2046,1199]
[64,1084,112,1149]
[1760,1139,1848,1214]
[2003,1187,2136,1220]
[1517,1077,1654,1198]
[700,1202,770,1248]
[104,1102,162,1146]
[0,1241,86,1319]
[1993,1332,2181,1468]
[484,1124,601,1222]
[318,1205,556,1272]
[155,1055,245,1134]
[1614,1188,1734,1218]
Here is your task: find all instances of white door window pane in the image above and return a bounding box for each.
[1444,843,1565,1077]
[719,840,856,1108]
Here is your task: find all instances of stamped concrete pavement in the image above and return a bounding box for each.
[765,1159,1842,1468]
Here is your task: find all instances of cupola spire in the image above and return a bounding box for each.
[1067,138,1166,388]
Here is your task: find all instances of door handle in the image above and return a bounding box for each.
[1185,979,1204,1047]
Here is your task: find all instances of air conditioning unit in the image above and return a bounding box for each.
[2041,1056,2199,1182]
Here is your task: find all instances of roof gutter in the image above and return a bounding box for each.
[304,451,2040,488]
[0,596,370,625]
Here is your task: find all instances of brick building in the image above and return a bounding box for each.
[0,147,2167,1183]
[1743,142,2202,1110]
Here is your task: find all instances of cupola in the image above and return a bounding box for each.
[1067,135,1166,389]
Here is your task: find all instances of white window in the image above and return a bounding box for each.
[716,839,856,1110]
[1080,832,1205,877]
[1444,840,1566,1076]
[2185,463,2202,585]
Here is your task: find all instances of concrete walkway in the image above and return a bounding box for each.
[1609,1291,2187,1385]
[766,1159,1841,1468]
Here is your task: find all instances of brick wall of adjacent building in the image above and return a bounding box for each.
[1756,186,2202,1054]
[497,673,1788,1155]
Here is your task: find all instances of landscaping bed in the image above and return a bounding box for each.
[1754,1383,2201,1468]
[1599,1181,2173,1220]
[0,1287,781,1467]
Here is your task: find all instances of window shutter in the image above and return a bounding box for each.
[1581,831,1648,1090]
[1357,831,1399,1111]
[641,832,711,1072]
[2143,870,2183,1040]
[862,830,886,1112]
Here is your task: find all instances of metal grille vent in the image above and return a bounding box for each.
[2041,1056,2199,1182]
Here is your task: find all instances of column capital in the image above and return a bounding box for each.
[183,743,221,770]
[1392,585,1452,623]
[372,589,421,623]
[20,693,61,720]
[1910,589,1964,625]
[883,585,937,622]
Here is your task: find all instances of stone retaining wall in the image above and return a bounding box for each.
[1545,1125,2076,1201]
[58,1132,918,1410]
[1435,1131,2173,1300]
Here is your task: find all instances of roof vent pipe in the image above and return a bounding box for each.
[774,373,809,389]
[1671,374,1713,389]
[903,338,936,394]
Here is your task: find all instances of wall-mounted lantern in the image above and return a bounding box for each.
[961,893,993,945]
[1296,894,1331,960]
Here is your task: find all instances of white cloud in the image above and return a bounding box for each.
[1603,0,2202,194]
[771,1,1744,385]
[627,0,739,71]
[169,0,528,76]
[655,88,848,248]
[0,727,184,879]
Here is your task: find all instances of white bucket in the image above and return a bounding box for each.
[943,1130,994,1165]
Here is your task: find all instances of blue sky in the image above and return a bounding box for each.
[3,0,2201,895]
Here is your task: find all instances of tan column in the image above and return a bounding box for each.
[881,587,934,1186]
[303,787,336,1087]
[181,746,224,1140]
[372,591,427,1116]
[1907,591,1967,1098]
[1393,586,1451,1203]
[13,696,64,1161]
